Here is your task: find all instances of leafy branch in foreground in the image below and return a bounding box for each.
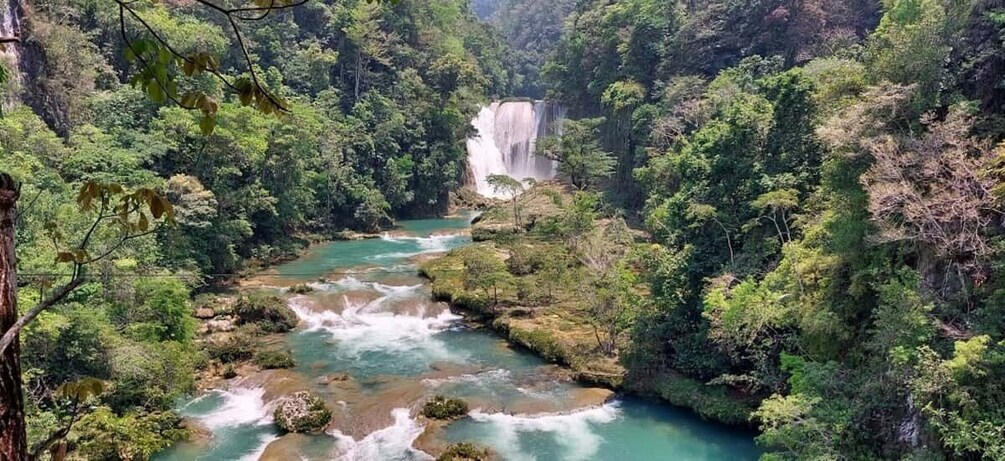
[113,0,302,133]
[0,180,175,358]
[1,174,174,459]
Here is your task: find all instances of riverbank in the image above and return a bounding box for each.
[163,208,760,461]
[418,183,760,428]
[419,251,758,426]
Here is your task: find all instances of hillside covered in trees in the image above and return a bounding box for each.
[536,0,1005,458]
[0,0,1004,459]
[0,0,515,457]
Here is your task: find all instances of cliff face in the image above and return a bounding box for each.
[17,29,62,136]
[1,0,73,137]
[0,0,23,108]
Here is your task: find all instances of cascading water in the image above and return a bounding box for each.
[158,213,760,460]
[0,0,21,75]
[466,100,565,198]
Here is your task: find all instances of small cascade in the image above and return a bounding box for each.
[0,0,21,78]
[466,100,565,198]
[330,408,433,461]
[464,403,620,460]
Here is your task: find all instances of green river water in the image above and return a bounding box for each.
[157,214,760,460]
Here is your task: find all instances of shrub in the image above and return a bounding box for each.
[110,278,196,342]
[222,364,238,379]
[106,341,200,411]
[421,395,468,420]
[516,279,548,307]
[288,283,314,295]
[234,292,299,333]
[273,392,331,433]
[506,244,545,275]
[437,442,491,461]
[654,378,756,426]
[74,407,187,461]
[206,331,255,364]
[254,349,296,369]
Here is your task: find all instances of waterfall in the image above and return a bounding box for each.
[0,0,21,89]
[466,100,565,198]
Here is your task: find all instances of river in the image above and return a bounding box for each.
[157,214,760,460]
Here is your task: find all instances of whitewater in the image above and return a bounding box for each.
[156,174,758,461]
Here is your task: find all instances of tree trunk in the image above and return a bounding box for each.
[0,173,26,460]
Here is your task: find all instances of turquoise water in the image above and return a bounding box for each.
[442,397,759,460]
[160,215,760,460]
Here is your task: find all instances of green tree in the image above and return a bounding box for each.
[582,265,639,356]
[486,175,527,228]
[536,119,615,189]
[462,250,512,309]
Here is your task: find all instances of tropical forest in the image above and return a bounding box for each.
[0,0,1003,460]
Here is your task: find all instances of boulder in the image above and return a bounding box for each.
[195,307,216,319]
[273,391,332,433]
[421,395,468,420]
[205,316,237,333]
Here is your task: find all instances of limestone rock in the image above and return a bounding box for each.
[273,391,332,433]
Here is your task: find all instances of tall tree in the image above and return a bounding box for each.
[536,118,615,189]
[0,173,26,460]
[0,176,172,459]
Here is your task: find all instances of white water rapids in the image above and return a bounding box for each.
[466,101,565,198]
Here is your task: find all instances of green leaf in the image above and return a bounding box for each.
[158,47,172,65]
[147,80,166,103]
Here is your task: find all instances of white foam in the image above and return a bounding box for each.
[371,234,465,260]
[330,408,433,461]
[186,387,272,430]
[310,277,423,295]
[466,101,562,198]
[291,295,461,358]
[422,369,512,388]
[466,402,621,461]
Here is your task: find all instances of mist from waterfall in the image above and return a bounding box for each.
[466,100,565,198]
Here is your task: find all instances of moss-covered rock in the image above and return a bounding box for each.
[273,391,332,433]
[647,376,757,426]
[205,330,256,363]
[288,283,314,295]
[505,325,567,364]
[254,349,296,369]
[437,442,491,461]
[421,395,469,420]
[235,292,299,333]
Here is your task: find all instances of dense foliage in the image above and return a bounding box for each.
[5,0,1005,458]
[543,0,1005,458]
[470,0,577,97]
[1,0,511,457]
[420,395,469,420]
